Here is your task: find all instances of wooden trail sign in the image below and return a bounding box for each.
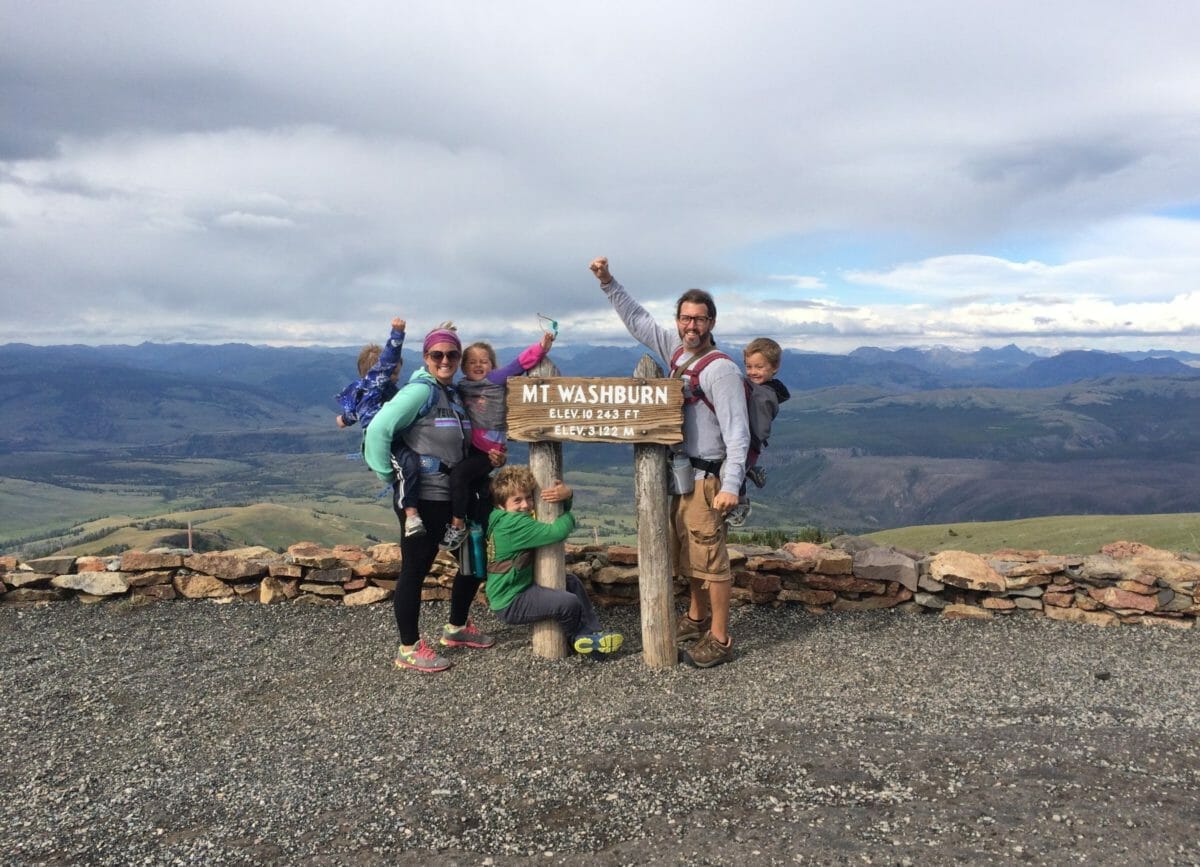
[507,377,683,445]
[515,359,679,670]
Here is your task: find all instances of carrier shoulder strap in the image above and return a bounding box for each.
[486,549,533,575]
[401,379,442,430]
[670,346,734,413]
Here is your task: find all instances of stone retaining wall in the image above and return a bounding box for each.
[2,539,1197,628]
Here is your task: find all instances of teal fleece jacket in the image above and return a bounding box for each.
[362,369,440,483]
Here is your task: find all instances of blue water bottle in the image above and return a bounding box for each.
[469,522,486,578]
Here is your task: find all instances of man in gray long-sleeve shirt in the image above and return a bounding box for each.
[590,256,749,669]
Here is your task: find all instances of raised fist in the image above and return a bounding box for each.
[589,257,612,284]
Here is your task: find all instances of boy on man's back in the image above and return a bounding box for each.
[727,337,790,526]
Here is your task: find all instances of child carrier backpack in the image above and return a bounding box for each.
[669,346,786,457]
[670,346,753,422]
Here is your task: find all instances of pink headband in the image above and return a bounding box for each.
[423,329,461,354]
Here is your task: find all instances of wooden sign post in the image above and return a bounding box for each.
[509,355,683,669]
[632,355,676,668]
[528,357,568,660]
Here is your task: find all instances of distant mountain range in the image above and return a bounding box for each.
[556,342,1200,390]
[2,341,1198,543]
[849,345,1200,388]
[1,340,1197,452]
[4,340,1196,408]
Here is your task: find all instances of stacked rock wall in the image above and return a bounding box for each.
[2,539,1197,628]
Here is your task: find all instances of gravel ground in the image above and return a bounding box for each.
[3,598,1199,866]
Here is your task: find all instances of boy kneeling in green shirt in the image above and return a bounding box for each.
[486,466,623,655]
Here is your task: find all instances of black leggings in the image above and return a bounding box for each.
[392,497,482,646]
[448,448,494,522]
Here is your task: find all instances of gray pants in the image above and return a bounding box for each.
[497,574,601,643]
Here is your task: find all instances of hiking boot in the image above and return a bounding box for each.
[440,620,496,649]
[685,632,734,669]
[746,466,767,489]
[440,524,469,551]
[675,614,711,646]
[394,639,451,673]
[725,503,751,527]
[404,513,426,539]
[573,631,624,655]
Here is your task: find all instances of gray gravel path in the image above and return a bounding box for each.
[3,599,1199,866]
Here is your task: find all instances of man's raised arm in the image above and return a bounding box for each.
[589,256,678,364]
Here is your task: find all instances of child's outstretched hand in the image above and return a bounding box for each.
[392,317,406,331]
[541,480,572,502]
[539,331,555,352]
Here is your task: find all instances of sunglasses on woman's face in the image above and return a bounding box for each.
[426,350,461,363]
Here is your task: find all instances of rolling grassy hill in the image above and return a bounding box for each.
[865,512,1200,556]
[44,502,397,557]
[30,503,1200,560]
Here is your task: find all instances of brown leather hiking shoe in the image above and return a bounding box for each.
[685,632,734,669]
[675,614,711,645]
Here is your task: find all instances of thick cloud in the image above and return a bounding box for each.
[2,0,1199,351]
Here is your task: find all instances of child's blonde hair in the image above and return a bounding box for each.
[357,343,382,378]
[744,337,782,368]
[464,341,498,368]
[491,465,538,507]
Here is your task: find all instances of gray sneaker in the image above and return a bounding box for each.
[404,514,426,538]
[440,524,468,551]
[685,632,734,669]
[440,620,496,649]
[393,639,451,673]
[725,503,751,527]
[675,614,711,646]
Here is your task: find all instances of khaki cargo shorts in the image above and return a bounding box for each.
[671,475,731,583]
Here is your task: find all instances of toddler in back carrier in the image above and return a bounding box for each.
[334,317,426,538]
[438,329,556,550]
[727,337,790,527]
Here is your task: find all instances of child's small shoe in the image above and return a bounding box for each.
[573,631,624,655]
[746,466,767,488]
[725,503,751,527]
[439,524,468,551]
[404,514,426,538]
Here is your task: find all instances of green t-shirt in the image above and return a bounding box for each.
[485,502,576,611]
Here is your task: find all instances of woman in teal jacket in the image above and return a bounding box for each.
[363,323,499,673]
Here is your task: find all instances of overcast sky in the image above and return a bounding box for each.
[2,0,1199,354]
